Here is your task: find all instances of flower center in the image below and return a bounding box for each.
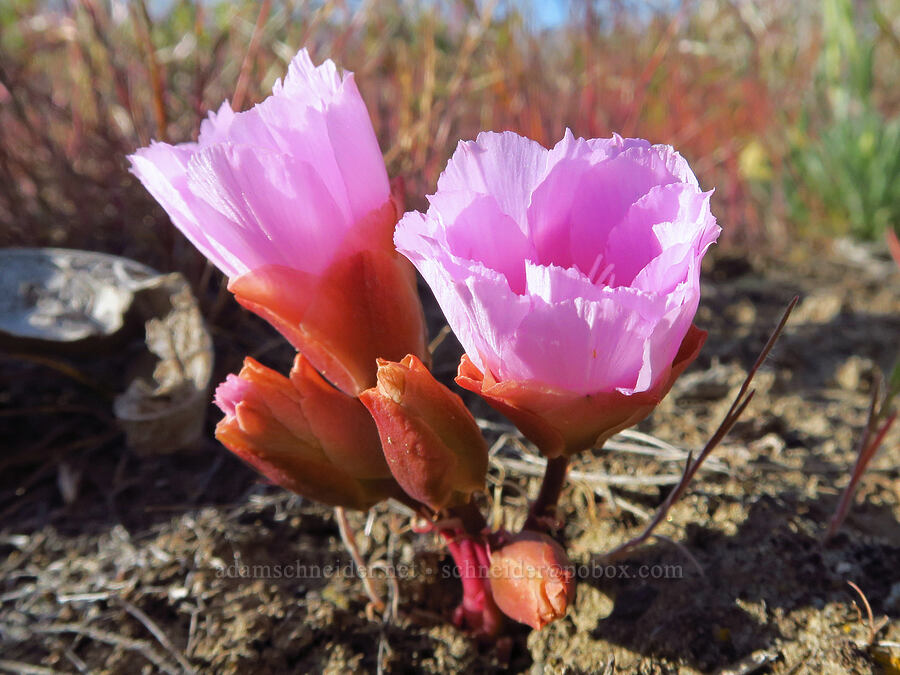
[586,252,616,286]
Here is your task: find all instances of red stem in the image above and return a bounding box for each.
[825,411,897,541]
[439,505,504,638]
[523,455,569,532]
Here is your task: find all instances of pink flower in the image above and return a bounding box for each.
[129,49,427,395]
[130,49,388,279]
[395,130,719,456]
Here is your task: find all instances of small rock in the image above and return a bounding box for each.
[793,293,842,324]
[749,432,786,457]
[833,355,874,391]
[725,298,757,325]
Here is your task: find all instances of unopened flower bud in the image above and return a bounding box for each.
[360,354,488,511]
[489,532,575,630]
[215,354,400,510]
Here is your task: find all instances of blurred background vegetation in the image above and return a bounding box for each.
[1,0,898,277]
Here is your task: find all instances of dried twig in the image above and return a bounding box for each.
[335,506,385,613]
[231,0,271,112]
[31,624,178,675]
[602,296,798,562]
[117,597,197,675]
[846,580,889,647]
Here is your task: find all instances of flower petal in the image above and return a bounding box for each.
[129,141,247,277]
[395,210,531,378]
[437,131,548,226]
[505,282,667,394]
[604,183,712,286]
[528,140,696,274]
[186,143,349,276]
[429,191,535,294]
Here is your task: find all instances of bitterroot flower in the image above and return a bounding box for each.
[395,130,719,456]
[130,48,428,395]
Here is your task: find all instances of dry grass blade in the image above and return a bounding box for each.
[824,380,898,541]
[493,455,686,487]
[232,0,272,112]
[335,506,386,613]
[846,581,890,647]
[484,419,730,474]
[602,435,731,474]
[0,660,60,675]
[117,597,197,675]
[601,296,798,562]
[31,624,179,675]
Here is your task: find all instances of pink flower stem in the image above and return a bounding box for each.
[523,455,569,532]
[440,502,504,638]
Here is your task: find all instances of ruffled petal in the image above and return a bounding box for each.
[504,281,667,394]
[129,141,247,277]
[199,52,389,226]
[429,191,534,294]
[437,131,548,226]
[529,141,697,275]
[323,73,391,221]
[630,282,699,393]
[197,100,237,146]
[395,210,530,377]
[602,183,706,286]
[274,48,342,105]
[214,373,251,418]
[186,143,349,276]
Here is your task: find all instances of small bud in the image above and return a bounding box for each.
[489,532,575,630]
[360,355,488,511]
[215,354,400,510]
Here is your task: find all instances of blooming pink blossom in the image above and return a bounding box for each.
[130,49,389,279]
[395,130,719,456]
[129,49,427,395]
